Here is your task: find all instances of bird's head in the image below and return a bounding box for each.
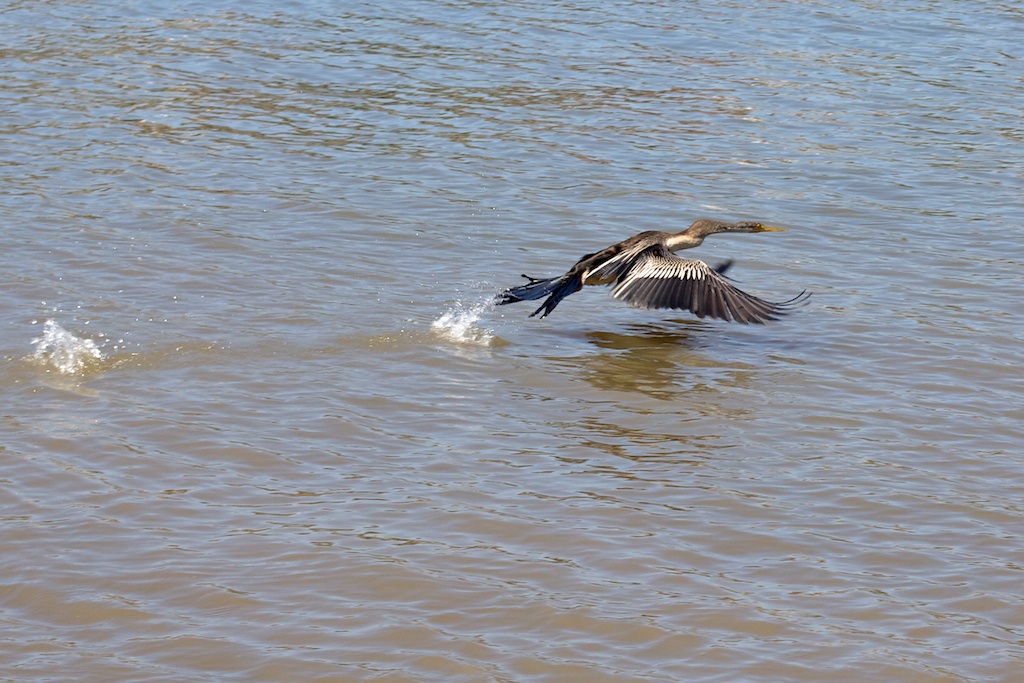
[687,219,787,237]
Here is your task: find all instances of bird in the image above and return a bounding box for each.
[494,218,809,323]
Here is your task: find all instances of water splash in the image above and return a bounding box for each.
[431,299,496,345]
[31,320,104,375]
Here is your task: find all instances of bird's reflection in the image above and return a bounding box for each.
[571,320,759,401]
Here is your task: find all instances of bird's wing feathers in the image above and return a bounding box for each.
[580,239,652,284]
[610,249,803,324]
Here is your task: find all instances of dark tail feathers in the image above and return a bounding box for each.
[495,273,582,318]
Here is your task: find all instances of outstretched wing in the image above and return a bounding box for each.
[610,247,808,324]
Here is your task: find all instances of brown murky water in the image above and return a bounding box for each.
[3,1,1023,681]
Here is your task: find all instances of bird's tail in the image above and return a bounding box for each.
[494,274,582,318]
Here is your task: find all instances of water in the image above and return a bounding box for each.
[30,320,105,376]
[2,1,1023,681]
[432,298,497,346]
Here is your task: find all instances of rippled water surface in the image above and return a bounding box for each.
[3,1,1023,681]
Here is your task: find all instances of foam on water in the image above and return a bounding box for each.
[31,319,105,375]
[431,299,496,345]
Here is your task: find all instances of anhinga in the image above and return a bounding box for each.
[495,219,808,323]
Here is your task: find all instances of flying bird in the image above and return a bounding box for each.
[494,219,808,323]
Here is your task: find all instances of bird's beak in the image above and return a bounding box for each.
[755,224,787,233]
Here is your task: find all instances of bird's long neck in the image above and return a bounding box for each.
[664,231,705,253]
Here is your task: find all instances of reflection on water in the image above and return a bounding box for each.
[574,325,758,400]
[553,413,727,465]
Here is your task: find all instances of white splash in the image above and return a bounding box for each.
[31,320,104,375]
[431,299,495,345]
